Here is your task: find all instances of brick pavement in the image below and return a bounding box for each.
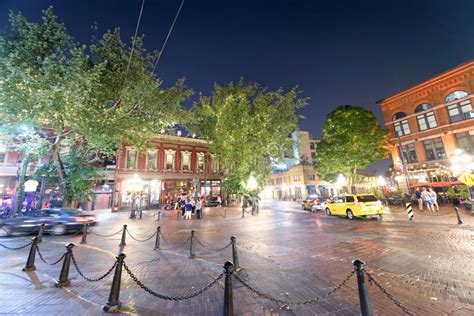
[0,202,473,315]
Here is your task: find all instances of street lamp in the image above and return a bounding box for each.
[335,174,347,193]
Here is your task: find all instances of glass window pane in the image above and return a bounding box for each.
[126,150,137,169]
[423,140,435,160]
[147,151,156,170]
[402,120,410,135]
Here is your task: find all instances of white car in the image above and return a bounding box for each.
[311,201,326,212]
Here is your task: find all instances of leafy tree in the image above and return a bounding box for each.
[0,7,190,205]
[315,105,388,193]
[190,80,307,197]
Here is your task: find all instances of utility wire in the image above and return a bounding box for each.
[152,0,185,74]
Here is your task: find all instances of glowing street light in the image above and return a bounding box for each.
[450,148,473,176]
[336,174,347,188]
[376,176,386,186]
[247,175,258,191]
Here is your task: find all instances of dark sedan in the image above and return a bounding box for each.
[0,208,95,237]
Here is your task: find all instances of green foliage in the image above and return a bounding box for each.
[446,186,469,199]
[315,105,388,192]
[190,80,307,196]
[0,7,190,202]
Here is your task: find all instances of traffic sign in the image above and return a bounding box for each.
[459,172,474,186]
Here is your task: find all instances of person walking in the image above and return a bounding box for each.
[421,187,433,212]
[415,188,423,211]
[195,199,202,220]
[429,188,439,212]
[216,195,222,207]
[183,199,193,220]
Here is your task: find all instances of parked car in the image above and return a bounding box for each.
[325,194,383,219]
[204,197,219,207]
[301,197,326,212]
[0,208,96,237]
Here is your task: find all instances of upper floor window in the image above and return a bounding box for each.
[164,150,175,170]
[146,150,157,170]
[0,140,7,163]
[126,149,137,169]
[197,153,205,172]
[181,151,191,171]
[417,111,437,131]
[392,112,410,136]
[210,155,218,173]
[454,131,474,154]
[423,137,446,161]
[400,143,417,164]
[445,90,473,123]
[308,174,316,180]
[293,174,300,182]
[414,103,433,113]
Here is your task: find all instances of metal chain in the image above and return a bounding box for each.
[71,253,117,282]
[366,271,414,315]
[159,232,190,246]
[415,210,453,217]
[194,237,232,252]
[126,229,157,242]
[233,270,355,306]
[36,246,66,265]
[123,261,224,300]
[0,241,33,250]
[87,228,123,238]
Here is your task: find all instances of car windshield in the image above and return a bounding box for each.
[357,195,378,202]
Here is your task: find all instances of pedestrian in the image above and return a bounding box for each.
[217,195,222,207]
[180,198,186,217]
[415,188,423,211]
[429,188,439,212]
[191,198,196,214]
[421,187,433,212]
[183,199,193,220]
[195,199,202,219]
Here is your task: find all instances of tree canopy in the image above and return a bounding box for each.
[0,7,190,204]
[190,80,307,196]
[315,105,388,193]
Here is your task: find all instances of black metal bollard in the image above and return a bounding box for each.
[454,207,464,225]
[55,243,74,287]
[352,260,373,316]
[157,210,161,222]
[241,205,245,218]
[119,224,127,247]
[37,223,45,243]
[23,237,39,272]
[103,253,126,313]
[80,224,88,244]
[231,236,240,271]
[224,208,227,219]
[177,209,181,221]
[154,226,161,250]
[189,230,195,258]
[223,261,234,316]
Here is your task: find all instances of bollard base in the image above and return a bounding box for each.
[54,280,70,288]
[22,266,36,272]
[103,302,121,313]
[80,241,87,244]
[119,243,126,247]
[189,255,195,259]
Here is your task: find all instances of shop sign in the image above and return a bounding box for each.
[24,180,39,192]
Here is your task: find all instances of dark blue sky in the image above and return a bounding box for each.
[2,0,474,172]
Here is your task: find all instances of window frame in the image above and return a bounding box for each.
[447,99,473,123]
[422,137,446,161]
[393,119,411,136]
[181,151,191,171]
[125,149,138,169]
[454,131,474,154]
[164,150,176,170]
[197,152,205,172]
[145,150,157,170]
[416,111,437,131]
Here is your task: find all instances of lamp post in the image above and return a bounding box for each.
[335,174,347,194]
[376,176,386,197]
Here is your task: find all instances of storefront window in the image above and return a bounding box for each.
[423,137,446,161]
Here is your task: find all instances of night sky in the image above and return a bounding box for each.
[2,0,474,172]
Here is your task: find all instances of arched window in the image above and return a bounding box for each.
[415,103,437,131]
[445,90,468,103]
[392,112,407,121]
[392,112,410,136]
[445,90,473,123]
[414,103,432,113]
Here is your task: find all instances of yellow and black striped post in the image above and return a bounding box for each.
[405,202,414,221]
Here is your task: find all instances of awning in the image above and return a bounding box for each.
[411,181,464,188]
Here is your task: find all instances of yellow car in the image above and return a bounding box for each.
[325,194,383,220]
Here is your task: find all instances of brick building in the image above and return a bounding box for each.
[113,133,223,211]
[378,60,474,192]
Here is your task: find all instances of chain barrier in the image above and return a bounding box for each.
[36,246,66,265]
[123,261,224,300]
[87,228,123,238]
[71,253,117,282]
[194,237,232,252]
[126,229,157,242]
[415,210,453,217]
[0,241,33,250]
[233,270,355,307]
[365,271,414,315]
[159,232,190,246]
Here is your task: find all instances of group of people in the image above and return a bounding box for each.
[178,197,203,220]
[415,187,440,212]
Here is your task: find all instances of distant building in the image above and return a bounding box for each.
[263,131,334,201]
[378,60,474,192]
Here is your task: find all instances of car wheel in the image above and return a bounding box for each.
[346,209,354,220]
[0,226,11,237]
[51,224,66,236]
[325,208,331,216]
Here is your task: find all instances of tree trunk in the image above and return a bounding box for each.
[52,136,66,181]
[13,154,30,214]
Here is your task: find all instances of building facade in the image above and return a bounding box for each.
[378,60,474,192]
[113,134,223,211]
